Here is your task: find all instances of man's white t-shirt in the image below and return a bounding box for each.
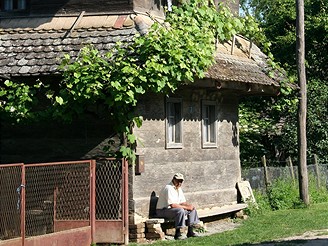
[156,182,186,209]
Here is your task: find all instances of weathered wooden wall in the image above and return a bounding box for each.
[29,0,132,15]
[0,117,113,164]
[133,0,164,16]
[1,0,238,21]
[23,0,238,16]
[131,86,241,218]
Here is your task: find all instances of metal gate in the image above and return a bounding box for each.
[95,158,128,244]
[0,158,128,245]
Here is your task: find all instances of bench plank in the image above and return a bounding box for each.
[198,203,247,218]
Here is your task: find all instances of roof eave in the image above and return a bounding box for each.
[191,78,280,96]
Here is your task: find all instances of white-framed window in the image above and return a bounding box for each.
[202,100,217,148]
[1,0,26,11]
[166,98,183,148]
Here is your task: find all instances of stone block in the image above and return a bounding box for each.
[147,227,163,233]
[129,223,145,229]
[146,223,161,229]
[129,226,145,234]
[129,232,145,239]
[145,232,165,240]
[146,218,165,224]
[165,228,176,236]
[129,238,147,243]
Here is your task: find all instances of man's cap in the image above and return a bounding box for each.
[173,173,184,180]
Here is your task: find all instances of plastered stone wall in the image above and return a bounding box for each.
[131,87,241,218]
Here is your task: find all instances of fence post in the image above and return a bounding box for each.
[314,154,320,189]
[123,158,129,245]
[261,155,270,191]
[21,164,26,246]
[90,160,96,244]
[286,156,295,184]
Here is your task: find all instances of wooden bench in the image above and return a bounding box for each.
[197,203,248,218]
[146,195,248,239]
[146,187,250,239]
[148,193,248,222]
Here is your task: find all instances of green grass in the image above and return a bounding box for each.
[146,202,328,245]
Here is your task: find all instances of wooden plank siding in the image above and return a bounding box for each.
[1,0,238,17]
[29,0,133,15]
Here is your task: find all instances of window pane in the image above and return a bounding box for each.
[4,0,13,10]
[202,102,217,147]
[168,103,175,143]
[209,106,215,142]
[174,103,181,143]
[166,100,182,146]
[2,0,27,10]
[204,106,210,142]
[18,0,26,9]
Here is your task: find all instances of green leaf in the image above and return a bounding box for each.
[55,96,64,105]
[4,80,13,87]
[127,134,136,144]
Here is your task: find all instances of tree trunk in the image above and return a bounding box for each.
[296,0,309,205]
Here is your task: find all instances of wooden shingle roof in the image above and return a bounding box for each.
[0,14,153,77]
[0,14,282,92]
[206,36,281,88]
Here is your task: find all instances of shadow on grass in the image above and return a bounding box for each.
[235,238,328,245]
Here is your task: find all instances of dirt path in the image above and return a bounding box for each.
[259,230,328,245]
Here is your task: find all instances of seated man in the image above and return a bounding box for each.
[156,173,200,240]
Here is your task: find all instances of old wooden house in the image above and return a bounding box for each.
[0,0,281,243]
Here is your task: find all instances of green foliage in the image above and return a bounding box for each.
[266,179,302,210]
[241,0,327,78]
[308,174,328,203]
[243,190,271,216]
[239,0,328,165]
[239,92,299,165]
[239,100,274,164]
[246,174,328,216]
[56,47,112,120]
[307,80,328,163]
[0,80,48,121]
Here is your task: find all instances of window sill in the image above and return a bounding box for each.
[166,143,183,149]
[202,143,218,149]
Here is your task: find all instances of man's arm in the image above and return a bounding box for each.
[170,202,194,211]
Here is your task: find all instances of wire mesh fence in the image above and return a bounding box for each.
[0,158,127,245]
[96,158,123,220]
[25,162,91,236]
[242,163,328,190]
[0,164,22,240]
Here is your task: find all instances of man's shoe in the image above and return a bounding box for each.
[187,232,200,238]
[174,234,187,240]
